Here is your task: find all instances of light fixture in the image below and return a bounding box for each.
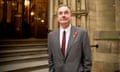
[24,0,30,7]
[31,11,35,16]
[41,19,44,23]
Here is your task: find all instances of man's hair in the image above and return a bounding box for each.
[57,4,72,13]
[57,4,71,11]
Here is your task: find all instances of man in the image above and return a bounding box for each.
[48,4,92,72]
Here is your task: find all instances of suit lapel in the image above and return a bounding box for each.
[56,29,65,59]
[65,26,76,59]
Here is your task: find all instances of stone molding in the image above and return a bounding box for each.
[94,31,120,40]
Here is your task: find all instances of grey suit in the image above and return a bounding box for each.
[48,25,92,72]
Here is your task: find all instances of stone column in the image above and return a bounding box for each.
[115,0,120,71]
[70,0,76,26]
[80,16,87,28]
[7,1,12,23]
[49,0,59,30]
[80,0,87,29]
[49,0,54,30]
[81,0,86,10]
[67,0,71,6]
[88,0,98,72]
[89,0,97,36]
[115,0,120,31]
[76,0,81,27]
[92,0,120,72]
[63,0,67,5]
[53,0,59,29]
[96,0,115,31]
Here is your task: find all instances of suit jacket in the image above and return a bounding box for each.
[48,25,92,72]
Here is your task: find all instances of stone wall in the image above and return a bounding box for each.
[92,31,120,72]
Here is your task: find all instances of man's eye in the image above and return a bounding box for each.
[64,11,69,14]
[59,12,62,15]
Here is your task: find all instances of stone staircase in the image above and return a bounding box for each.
[0,38,48,72]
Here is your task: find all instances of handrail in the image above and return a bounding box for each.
[90,44,99,48]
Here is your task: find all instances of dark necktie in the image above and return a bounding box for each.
[61,31,66,57]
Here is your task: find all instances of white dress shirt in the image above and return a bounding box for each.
[60,24,71,56]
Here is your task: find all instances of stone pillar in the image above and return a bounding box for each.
[67,0,71,6]
[115,0,120,31]
[70,0,76,26]
[88,0,98,72]
[96,0,115,31]
[76,0,81,27]
[92,0,120,72]
[81,0,86,10]
[80,16,87,29]
[115,0,120,71]
[63,0,67,5]
[80,0,87,29]
[53,0,59,29]
[49,0,59,30]
[7,1,12,23]
[89,0,97,37]
[48,0,53,30]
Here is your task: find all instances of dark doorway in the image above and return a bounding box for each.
[0,0,48,39]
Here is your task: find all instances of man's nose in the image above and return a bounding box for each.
[62,13,65,17]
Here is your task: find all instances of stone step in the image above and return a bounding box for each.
[31,68,48,72]
[0,43,47,47]
[0,55,48,66]
[0,38,47,44]
[0,48,48,54]
[10,65,48,72]
[0,50,48,57]
[0,60,48,72]
[0,46,48,51]
[0,39,48,72]
[0,54,48,62]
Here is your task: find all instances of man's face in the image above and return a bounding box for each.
[57,6,72,28]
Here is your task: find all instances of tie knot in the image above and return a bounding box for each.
[63,30,66,34]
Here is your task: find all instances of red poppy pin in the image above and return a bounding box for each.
[73,31,78,37]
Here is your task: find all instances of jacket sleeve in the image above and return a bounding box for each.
[81,30,92,72]
[48,33,55,72]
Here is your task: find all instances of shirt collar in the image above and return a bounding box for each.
[60,24,71,33]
